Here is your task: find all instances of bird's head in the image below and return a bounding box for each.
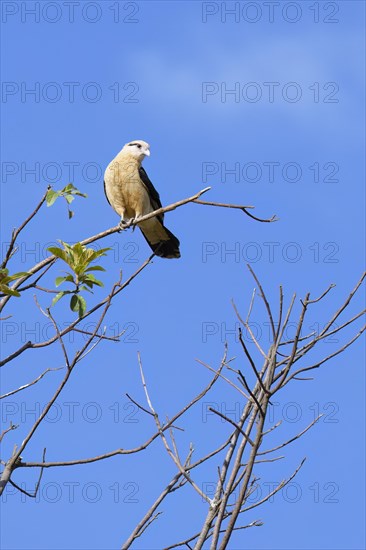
[122,140,150,160]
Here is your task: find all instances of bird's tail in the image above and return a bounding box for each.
[139,223,181,259]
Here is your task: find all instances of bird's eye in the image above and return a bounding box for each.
[137,144,141,148]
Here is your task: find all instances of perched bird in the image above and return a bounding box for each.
[104,140,180,259]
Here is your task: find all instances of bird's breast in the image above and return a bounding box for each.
[104,158,150,219]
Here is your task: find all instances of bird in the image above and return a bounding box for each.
[104,140,180,259]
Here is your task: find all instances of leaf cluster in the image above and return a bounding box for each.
[0,269,30,297]
[47,242,110,317]
[46,184,87,219]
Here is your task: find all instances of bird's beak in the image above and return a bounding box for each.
[145,149,151,157]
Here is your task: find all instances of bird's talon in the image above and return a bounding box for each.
[119,219,128,230]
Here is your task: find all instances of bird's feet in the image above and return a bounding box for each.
[130,215,143,232]
[119,218,129,231]
[119,217,141,231]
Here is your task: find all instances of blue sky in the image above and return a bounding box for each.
[1,1,365,549]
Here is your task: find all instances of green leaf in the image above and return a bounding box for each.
[51,291,66,306]
[3,271,30,283]
[85,248,111,263]
[65,194,75,205]
[77,295,86,317]
[8,271,30,278]
[83,274,104,287]
[46,189,60,207]
[70,294,79,312]
[55,276,67,287]
[72,243,84,256]
[80,285,93,293]
[0,270,30,294]
[61,184,87,199]
[55,275,74,287]
[84,266,106,273]
[70,294,86,318]
[47,247,68,262]
[63,183,74,192]
[0,284,20,297]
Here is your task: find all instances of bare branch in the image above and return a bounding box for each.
[273,293,310,391]
[320,272,365,336]
[247,265,276,342]
[0,367,63,399]
[232,300,268,359]
[275,285,284,343]
[258,415,322,456]
[275,293,297,347]
[196,358,250,399]
[193,199,277,223]
[0,423,18,443]
[125,392,154,417]
[240,457,306,514]
[43,304,70,369]
[306,284,336,304]
[283,325,366,385]
[237,370,265,417]
[8,448,47,499]
[1,186,50,269]
[208,407,254,447]
[246,288,256,324]
[238,327,269,395]
[137,353,213,505]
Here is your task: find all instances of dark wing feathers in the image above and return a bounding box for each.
[138,166,163,221]
[139,226,180,259]
[103,180,111,206]
[138,166,180,258]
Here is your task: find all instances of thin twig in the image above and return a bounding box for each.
[0,423,19,443]
[0,368,63,399]
[196,358,249,399]
[258,415,322,456]
[126,393,154,417]
[238,327,270,395]
[240,457,306,513]
[1,186,50,269]
[193,199,278,223]
[208,408,254,447]
[247,265,276,343]
[237,370,265,418]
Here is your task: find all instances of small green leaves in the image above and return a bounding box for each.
[70,294,86,317]
[47,241,110,317]
[51,290,72,307]
[46,184,87,219]
[0,269,30,297]
[46,189,59,207]
[55,275,74,287]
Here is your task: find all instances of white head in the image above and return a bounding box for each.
[122,140,150,160]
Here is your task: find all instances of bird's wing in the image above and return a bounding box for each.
[138,166,163,222]
[103,180,111,206]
